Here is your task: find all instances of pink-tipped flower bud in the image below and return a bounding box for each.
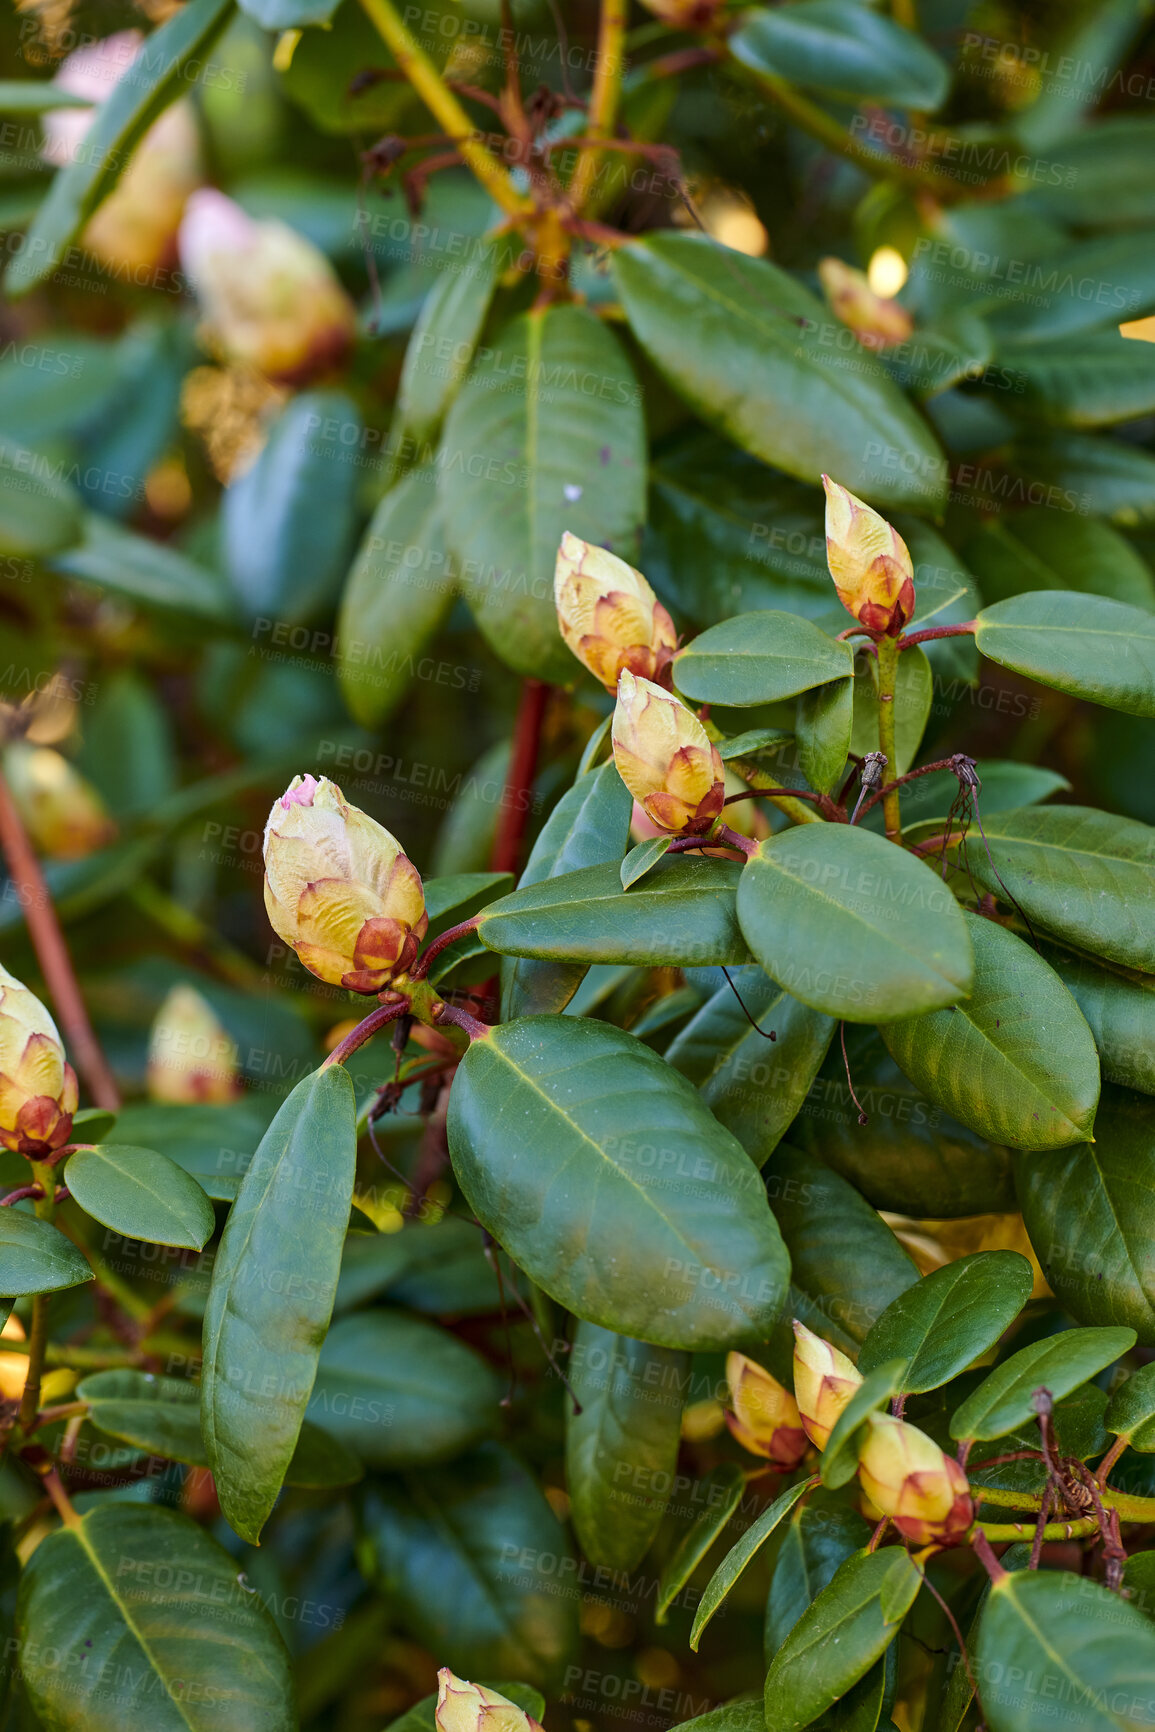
[0,966,78,1158]
[822,477,916,638]
[436,1670,545,1732]
[147,986,241,1105]
[263,775,428,993]
[817,258,913,349]
[855,1411,974,1546]
[3,744,116,860]
[554,532,677,692]
[612,670,724,837]
[725,1351,809,1469]
[792,1320,863,1451]
[178,189,357,385]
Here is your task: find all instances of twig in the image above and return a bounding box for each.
[432,1000,491,1041]
[322,997,411,1068]
[492,678,550,875]
[411,915,485,981]
[875,638,902,844]
[899,621,978,651]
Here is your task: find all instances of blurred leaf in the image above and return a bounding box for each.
[75,668,178,819]
[64,1145,215,1251]
[655,1463,746,1624]
[729,2,950,108]
[393,252,501,456]
[1019,115,1155,231]
[240,0,340,25]
[105,1099,278,1202]
[51,513,233,622]
[998,329,1155,428]
[0,434,83,555]
[849,644,932,777]
[1008,431,1155,525]
[691,1479,815,1650]
[0,84,92,113]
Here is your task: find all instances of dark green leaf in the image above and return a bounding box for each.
[796,678,854,796]
[719,729,796,762]
[655,1463,745,1624]
[665,1706,764,1732]
[858,1252,1033,1392]
[950,1326,1136,1441]
[820,1363,906,1488]
[690,1478,815,1650]
[70,1107,117,1143]
[393,254,500,454]
[1018,115,1155,231]
[50,513,232,622]
[104,1098,277,1202]
[1041,945,1155,1096]
[975,591,1155,717]
[1105,1360,1155,1447]
[1008,430,1155,526]
[0,1211,92,1297]
[621,836,674,889]
[674,611,852,707]
[997,329,1155,429]
[766,1494,872,1660]
[0,435,83,556]
[729,1,949,108]
[64,1145,214,1251]
[965,510,1155,611]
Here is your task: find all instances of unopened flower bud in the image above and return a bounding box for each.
[263,775,427,992]
[436,1670,545,1732]
[0,966,78,1157]
[179,190,357,385]
[3,744,116,860]
[725,1351,809,1468]
[822,477,915,637]
[42,32,202,274]
[612,671,724,837]
[855,1411,973,1546]
[792,1320,862,1450]
[817,258,913,348]
[554,533,677,691]
[148,986,240,1105]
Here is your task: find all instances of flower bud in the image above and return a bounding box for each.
[792,1320,862,1451]
[179,190,357,385]
[612,671,725,837]
[148,986,241,1105]
[554,532,677,691]
[42,32,202,274]
[436,1670,545,1732]
[263,775,428,992]
[0,966,78,1157]
[3,744,116,860]
[817,258,913,348]
[725,1351,809,1468]
[855,1411,974,1546]
[822,477,915,637]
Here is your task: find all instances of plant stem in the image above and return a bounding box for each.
[38,1462,80,1528]
[971,1529,1009,1581]
[568,0,628,213]
[977,1515,1098,1542]
[432,1000,491,1040]
[1096,1434,1129,1486]
[492,678,550,875]
[898,621,978,651]
[18,1160,57,1428]
[411,915,485,981]
[322,997,411,1069]
[875,637,902,844]
[356,0,532,216]
[0,767,119,1110]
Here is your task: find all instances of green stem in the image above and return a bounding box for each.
[18,1162,56,1428]
[568,0,628,213]
[976,1516,1098,1542]
[875,638,902,845]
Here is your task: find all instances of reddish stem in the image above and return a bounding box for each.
[322,997,410,1068]
[971,1528,1008,1582]
[432,1000,491,1041]
[1096,1434,1129,1487]
[854,755,962,820]
[411,915,485,981]
[0,768,120,1110]
[492,678,550,876]
[898,621,978,651]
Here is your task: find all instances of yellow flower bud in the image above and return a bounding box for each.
[42,32,202,274]
[791,1320,863,1451]
[263,775,428,992]
[817,258,913,349]
[436,1671,545,1732]
[179,190,357,385]
[147,986,241,1105]
[612,671,725,837]
[855,1411,974,1546]
[0,966,78,1158]
[822,477,916,638]
[3,744,116,860]
[725,1351,809,1468]
[554,532,677,692]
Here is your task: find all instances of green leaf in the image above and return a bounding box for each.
[881,912,1100,1151]
[860,762,1069,836]
[393,253,500,455]
[766,1494,872,1660]
[957,805,1155,972]
[16,1504,293,1731]
[440,304,646,681]
[719,729,796,762]
[690,1478,815,1650]
[1008,430,1155,526]
[975,1568,1155,1732]
[950,1326,1137,1441]
[335,472,456,727]
[997,329,1155,429]
[1016,1087,1155,1344]
[621,836,674,889]
[50,513,232,622]
[849,646,933,778]
[763,1548,922,1732]
[796,678,854,796]
[612,233,948,512]
[64,1145,214,1251]
[665,1707,764,1732]
[201,1063,357,1542]
[665,966,835,1167]
[655,1463,746,1624]
[70,1106,117,1144]
[674,611,852,708]
[0,1210,92,1296]
[820,1362,906,1489]
[308,1309,502,1466]
[239,0,339,28]
[858,1252,1034,1393]
[975,591,1155,717]
[736,825,973,1021]
[0,435,83,556]
[1041,945,1155,1096]
[1105,1360,1155,1446]
[566,1321,688,1571]
[481,857,751,969]
[729,1,950,108]
[5,0,235,297]
[0,82,92,113]
[965,510,1155,611]
[362,1442,577,1690]
[104,1097,278,1202]
[447,1015,790,1350]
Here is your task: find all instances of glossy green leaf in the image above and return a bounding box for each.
[482,857,751,969]
[201,1063,357,1542]
[655,1463,745,1624]
[858,1252,1034,1393]
[566,1321,688,1571]
[690,1478,815,1650]
[64,1144,214,1251]
[766,1494,872,1660]
[393,253,500,455]
[0,1210,92,1296]
[440,304,645,682]
[729,1,950,108]
[5,0,235,297]
[736,825,973,1021]
[975,591,1155,717]
[950,1326,1136,1441]
[796,678,854,795]
[1105,1360,1155,1446]
[0,435,83,556]
[50,513,231,622]
[16,1504,293,1731]
[447,1015,789,1350]
[620,836,674,889]
[104,1097,277,1202]
[820,1362,906,1488]
[612,234,947,511]
[674,611,852,708]
[764,1548,922,1732]
[849,646,933,778]
[882,912,1100,1150]
[965,510,1155,611]
[1041,945,1155,1096]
